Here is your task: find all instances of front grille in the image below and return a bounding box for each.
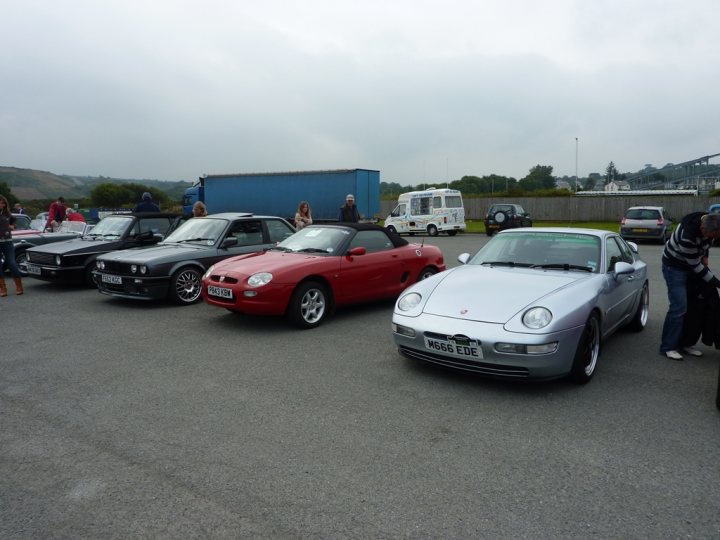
[27,252,56,265]
[399,346,529,378]
[99,261,126,273]
[208,275,239,284]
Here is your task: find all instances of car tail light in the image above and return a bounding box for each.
[621,217,626,226]
[657,218,664,225]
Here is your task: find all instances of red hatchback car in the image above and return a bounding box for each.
[202,223,446,328]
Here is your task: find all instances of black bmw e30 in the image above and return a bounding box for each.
[25,212,184,286]
[93,213,296,305]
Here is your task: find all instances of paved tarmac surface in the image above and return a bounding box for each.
[2,235,719,538]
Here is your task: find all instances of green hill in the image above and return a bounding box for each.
[0,166,192,202]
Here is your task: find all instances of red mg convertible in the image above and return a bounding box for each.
[202,223,446,328]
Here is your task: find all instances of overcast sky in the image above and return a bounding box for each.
[2,0,719,185]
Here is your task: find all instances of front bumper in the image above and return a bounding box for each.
[391,312,585,380]
[202,281,295,315]
[26,264,85,284]
[94,271,170,300]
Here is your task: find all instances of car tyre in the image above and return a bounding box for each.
[570,312,600,384]
[427,224,438,237]
[15,250,29,277]
[627,282,649,332]
[418,266,437,281]
[170,267,203,305]
[84,265,97,288]
[287,281,328,329]
[493,211,507,223]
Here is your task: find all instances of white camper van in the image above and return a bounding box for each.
[385,188,466,236]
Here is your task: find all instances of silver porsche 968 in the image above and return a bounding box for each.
[392,228,649,384]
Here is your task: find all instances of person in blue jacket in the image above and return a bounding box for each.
[133,192,160,213]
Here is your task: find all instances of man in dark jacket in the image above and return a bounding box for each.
[338,194,360,223]
[133,192,160,213]
[660,211,720,360]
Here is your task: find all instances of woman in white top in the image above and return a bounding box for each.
[294,201,313,229]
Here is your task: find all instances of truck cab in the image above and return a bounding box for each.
[385,188,465,236]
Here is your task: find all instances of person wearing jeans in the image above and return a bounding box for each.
[660,212,720,360]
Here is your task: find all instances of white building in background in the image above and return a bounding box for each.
[605,180,631,192]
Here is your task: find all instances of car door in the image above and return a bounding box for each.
[336,230,403,303]
[602,236,639,333]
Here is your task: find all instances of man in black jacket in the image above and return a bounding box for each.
[338,194,360,223]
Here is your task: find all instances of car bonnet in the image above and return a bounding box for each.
[99,243,199,263]
[213,250,328,277]
[422,265,586,323]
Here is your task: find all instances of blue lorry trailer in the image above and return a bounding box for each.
[182,169,380,221]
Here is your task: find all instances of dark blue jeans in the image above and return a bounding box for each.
[0,240,22,278]
[660,264,687,353]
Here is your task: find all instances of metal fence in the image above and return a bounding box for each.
[378,196,719,222]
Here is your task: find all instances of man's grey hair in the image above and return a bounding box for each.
[701,213,720,232]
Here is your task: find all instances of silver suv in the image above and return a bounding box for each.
[620,206,673,244]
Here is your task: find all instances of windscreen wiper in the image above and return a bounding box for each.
[533,263,593,272]
[480,261,533,267]
[296,248,328,253]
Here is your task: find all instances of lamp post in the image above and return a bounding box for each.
[575,137,579,192]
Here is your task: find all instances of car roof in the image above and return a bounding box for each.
[98,212,182,219]
[498,227,612,239]
[196,213,286,220]
[306,222,409,247]
[625,206,663,211]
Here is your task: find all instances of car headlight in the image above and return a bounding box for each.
[140,265,147,275]
[96,260,105,270]
[522,307,552,329]
[55,255,62,265]
[203,265,214,280]
[131,264,137,274]
[248,272,273,287]
[398,292,422,311]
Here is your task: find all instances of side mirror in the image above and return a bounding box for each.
[626,241,639,254]
[348,246,366,256]
[135,230,159,242]
[221,237,238,249]
[457,253,471,265]
[614,261,634,278]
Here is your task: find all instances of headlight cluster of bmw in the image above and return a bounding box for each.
[129,264,148,275]
[96,260,104,270]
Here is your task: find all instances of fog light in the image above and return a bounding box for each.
[392,323,416,337]
[495,342,558,355]
[243,290,257,297]
[496,343,526,354]
[527,342,558,354]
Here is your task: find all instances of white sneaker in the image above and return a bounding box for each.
[665,350,683,360]
[682,347,703,357]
